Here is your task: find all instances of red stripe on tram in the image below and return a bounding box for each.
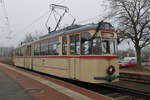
[79,56,118,60]
[16,56,118,60]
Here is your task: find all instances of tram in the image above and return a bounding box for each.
[13,21,119,83]
[13,4,119,83]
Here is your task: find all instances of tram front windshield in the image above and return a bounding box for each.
[81,38,117,55]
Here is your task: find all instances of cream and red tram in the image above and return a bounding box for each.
[13,22,119,83]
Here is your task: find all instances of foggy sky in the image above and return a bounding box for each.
[0,0,107,47]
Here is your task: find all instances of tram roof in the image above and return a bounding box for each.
[40,23,98,40]
[20,23,98,46]
[17,22,114,47]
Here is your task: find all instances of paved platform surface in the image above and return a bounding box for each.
[0,71,33,100]
[0,63,112,100]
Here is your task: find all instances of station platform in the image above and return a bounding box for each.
[0,63,112,100]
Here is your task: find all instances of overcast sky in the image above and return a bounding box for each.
[0,0,109,47]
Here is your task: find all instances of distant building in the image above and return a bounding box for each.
[0,47,13,58]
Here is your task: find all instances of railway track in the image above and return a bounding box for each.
[66,80,150,100]
[120,72,150,84]
[17,67,150,100]
[99,83,150,100]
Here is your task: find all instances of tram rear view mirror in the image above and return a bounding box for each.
[81,32,92,40]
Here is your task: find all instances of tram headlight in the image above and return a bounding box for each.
[107,65,115,75]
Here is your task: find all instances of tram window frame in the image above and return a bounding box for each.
[19,48,23,56]
[18,49,20,56]
[15,49,19,56]
[92,38,102,55]
[70,34,80,55]
[18,48,23,56]
[110,40,115,54]
[24,46,31,56]
[34,43,40,56]
[81,37,102,55]
[81,37,117,55]
[114,39,118,55]
[113,39,118,54]
[48,38,59,55]
[102,39,110,54]
[62,36,67,55]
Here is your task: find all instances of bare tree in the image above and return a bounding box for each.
[106,0,150,67]
[23,31,43,44]
[23,33,34,43]
[142,46,150,64]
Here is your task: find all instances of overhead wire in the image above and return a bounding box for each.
[16,10,50,36]
[0,0,12,39]
[53,11,60,29]
[18,0,66,36]
[55,0,66,5]
[17,1,66,37]
[45,10,53,30]
[76,14,104,24]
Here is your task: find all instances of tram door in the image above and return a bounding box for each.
[69,58,80,80]
[69,34,80,79]
[24,45,33,70]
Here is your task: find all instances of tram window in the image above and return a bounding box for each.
[81,41,92,55]
[70,34,80,55]
[115,40,118,54]
[102,40,110,54]
[15,49,18,56]
[92,38,102,55]
[15,49,22,56]
[34,43,40,56]
[26,46,31,56]
[17,49,20,56]
[48,39,59,55]
[81,38,102,55]
[15,50,17,56]
[17,48,23,56]
[111,39,117,54]
[81,37,117,55]
[110,41,115,54]
[104,24,110,30]
[62,37,67,55]
[41,42,48,55]
[18,49,20,56]
[101,38,117,54]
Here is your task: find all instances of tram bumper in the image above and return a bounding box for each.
[94,75,119,82]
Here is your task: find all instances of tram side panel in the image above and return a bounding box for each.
[69,58,80,80]
[32,57,70,78]
[79,58,119,83]
[32,57,43,71]
[79,58,103,83]
[14,57,25,67]
[24,57,32,70]
[24,46,33,70]
[110,59,119,81]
